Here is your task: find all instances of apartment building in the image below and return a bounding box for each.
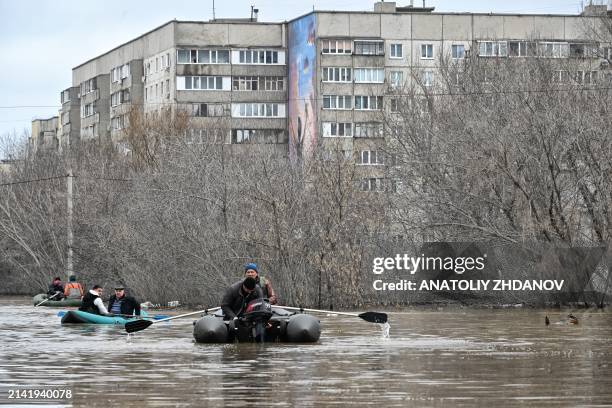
[63,18,288,156]
[35,2,610,171]
[288,2,610,192]
[30,116,59,153]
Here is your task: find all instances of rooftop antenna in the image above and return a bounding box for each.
[251,5,259,21]
[212,0,216,20]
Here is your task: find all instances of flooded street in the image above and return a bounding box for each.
[1,296,611,407]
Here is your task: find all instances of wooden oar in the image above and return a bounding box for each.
[125,307,221,333]
[35,292,60,307]
[274,305,388,324]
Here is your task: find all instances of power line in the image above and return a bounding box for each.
[0,175,67,187]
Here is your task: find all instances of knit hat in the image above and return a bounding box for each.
[69,275,76,282]
[244,263,258,274]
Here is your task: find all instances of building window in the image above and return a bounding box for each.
[233,76,259,91]
[264,76,284,91]
[61,112,69,125]
[177,49,230,64]
[538,42,569,58]
[354,95,383,110]
[232,103,285,118]
[508,41,537,57]
[111,115,125,131]
[60,90,71,104]
[421,44,434,59]
[390,98,399,112]
[569,44,588,58]
[451,44,465,59]
[323,95,352,110]
[80,78,96,95]
[390,43,403,59]
[232,129,286,144]
[191,103,226,117]
[180,76,225,90]
[321,39,352,54]
[478,41,508,57]
[357,150,384,165]
[81,103,95,118]
[360,178,384,192]
[322,122,353,137]
[354,40,385,56]
[422,71,434,87]
[322,67,352,82]
[389,71,403,88]
[354,68,384,83]
[237,50,280,64]
[354,122,383,138]
[231,76,285,91]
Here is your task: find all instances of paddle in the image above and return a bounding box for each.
[56,311,169,320]
[274,305,388,324]
[125,307,221,333]
[35,292,60,307]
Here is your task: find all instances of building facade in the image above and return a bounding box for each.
[34,2,610,168]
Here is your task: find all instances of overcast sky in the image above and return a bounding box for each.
[0,0,589,140]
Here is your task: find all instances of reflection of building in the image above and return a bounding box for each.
[35,2,608,167]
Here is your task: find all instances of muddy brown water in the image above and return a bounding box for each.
[1,296,611,407]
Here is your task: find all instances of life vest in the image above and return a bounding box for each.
[64,282,83,299]
[79,291,101,314]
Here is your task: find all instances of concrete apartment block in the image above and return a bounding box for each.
[31,117,59,153]
[35,1,610,171]
[288,2,609,192]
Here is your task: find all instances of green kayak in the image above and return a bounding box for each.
[33,293,82,307]
[61,310,149,325]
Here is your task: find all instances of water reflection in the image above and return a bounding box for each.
[1,297,611,407]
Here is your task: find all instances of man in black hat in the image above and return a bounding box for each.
[107,285,141,317]
[221,277,263,320]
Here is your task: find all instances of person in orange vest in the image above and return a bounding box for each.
[64,275,84,300]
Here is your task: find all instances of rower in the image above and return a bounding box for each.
[47,277,65,300]
[79,285,109,315]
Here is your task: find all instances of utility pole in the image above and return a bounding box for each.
[66,170,74,277]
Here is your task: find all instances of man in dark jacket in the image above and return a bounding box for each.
[221,277,263,320]
[47,277,65,300]
[107,286,141,316]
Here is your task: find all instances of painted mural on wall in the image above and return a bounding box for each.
[288,13,317,162]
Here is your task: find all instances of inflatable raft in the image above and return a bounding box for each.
[33,293,82,307]
[61,310,148,325]
[193,301,320,343]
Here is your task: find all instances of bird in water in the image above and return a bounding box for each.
[545,316,550,326]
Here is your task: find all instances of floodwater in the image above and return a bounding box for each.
[1,297,611,407]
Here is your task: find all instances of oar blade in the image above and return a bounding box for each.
[358,312,387,324]
[125,319,153,333]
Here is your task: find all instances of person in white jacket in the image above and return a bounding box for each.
[78,285,109,315]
